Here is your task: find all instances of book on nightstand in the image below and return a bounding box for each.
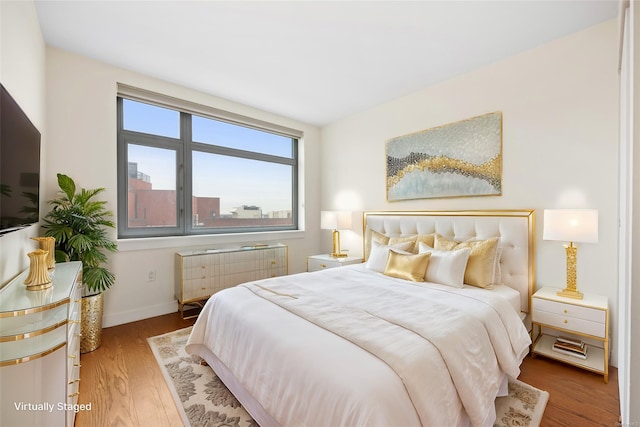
[552,337,587,360]
[556,336,584,347]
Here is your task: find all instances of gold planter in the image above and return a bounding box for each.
[80,292,104,353]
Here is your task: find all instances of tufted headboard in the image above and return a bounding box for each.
[363,210,535,313]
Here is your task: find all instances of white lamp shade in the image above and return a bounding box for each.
[320,211,352,230]
[543,209,598,243]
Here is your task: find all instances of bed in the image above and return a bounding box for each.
[186,210,535,427]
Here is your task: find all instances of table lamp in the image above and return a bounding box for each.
[320,211,352,258]
[543,209,598,299]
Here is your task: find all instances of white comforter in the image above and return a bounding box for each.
[186,264,531,427]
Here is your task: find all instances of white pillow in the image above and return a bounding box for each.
[366,240,414,273]
[418,242,471,288]
[493,246,503,285]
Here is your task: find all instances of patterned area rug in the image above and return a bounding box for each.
[148,327,549,427]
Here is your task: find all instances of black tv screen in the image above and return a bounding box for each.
[1,83,41,234]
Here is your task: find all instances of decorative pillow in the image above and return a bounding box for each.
[365,240,414,273]
[371,229,390,246]
[433,234,459,251]
[415,233,435,251]
[383,250,431,282]
[388,235,418,252]
[493,247,503,285]
[365,230,390,259]
[434,234,499,288]
[418,243,471,288]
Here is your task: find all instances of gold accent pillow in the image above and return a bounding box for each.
[415,233,435,251]
[383,250,431,282]
[388,235,418,252]
[366,230,422,254]
[371,229,390,246]
[365,241,414,272]
[434,234,499,288]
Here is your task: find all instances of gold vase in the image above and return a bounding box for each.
[32,237,56,269]
[24,249,52,290]
[80,292,104,353]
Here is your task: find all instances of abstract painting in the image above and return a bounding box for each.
[386,112,502,201]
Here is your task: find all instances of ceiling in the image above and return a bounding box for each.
[35,1,618,127]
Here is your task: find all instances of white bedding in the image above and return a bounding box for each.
[467,283,521,314]
[186,264,531,427]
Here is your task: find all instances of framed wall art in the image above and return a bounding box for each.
[386,111,502,201]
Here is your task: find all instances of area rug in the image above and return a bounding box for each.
[148,327,549,427]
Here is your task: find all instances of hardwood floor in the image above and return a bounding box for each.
[519,355,620,427]
[75,313,196,427]
[75,312,620,427]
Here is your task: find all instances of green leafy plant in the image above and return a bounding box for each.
[43,173,117,294]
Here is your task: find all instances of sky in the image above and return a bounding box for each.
[123,99,294,214]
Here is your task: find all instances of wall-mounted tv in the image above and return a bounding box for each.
[1,83,41,235]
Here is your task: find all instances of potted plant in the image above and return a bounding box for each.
[42,173,117,353]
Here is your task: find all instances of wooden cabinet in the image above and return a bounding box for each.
[531,286,609,382]
[0,261,83,426]
[176,244,288,318]
[307,254,363,272]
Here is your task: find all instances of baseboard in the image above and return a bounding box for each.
[103,301,178,328]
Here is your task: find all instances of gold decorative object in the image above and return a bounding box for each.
[543,209,599,300]
[80,293,104,353]
[24,249,52,290]
[32,236,56,269]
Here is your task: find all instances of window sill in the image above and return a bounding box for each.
[117,229,305,252]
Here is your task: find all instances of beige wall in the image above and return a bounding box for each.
[45,48,322,327]
[320,20,620,365]
[0,0,46,284]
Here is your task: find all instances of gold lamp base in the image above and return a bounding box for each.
[330,229,348,258]
[557,289,584,299]
[557,242,584,300]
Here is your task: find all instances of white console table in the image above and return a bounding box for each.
[0,261,82,427]
[175,244,288,318]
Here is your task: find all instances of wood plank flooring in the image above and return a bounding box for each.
[519,354,620,427]
[75,313,196,427]
[75,312,620,427]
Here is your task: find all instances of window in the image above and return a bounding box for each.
[117,91,300,238]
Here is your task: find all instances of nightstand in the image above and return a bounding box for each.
[307,254,362,272]
[531,286,609,383]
